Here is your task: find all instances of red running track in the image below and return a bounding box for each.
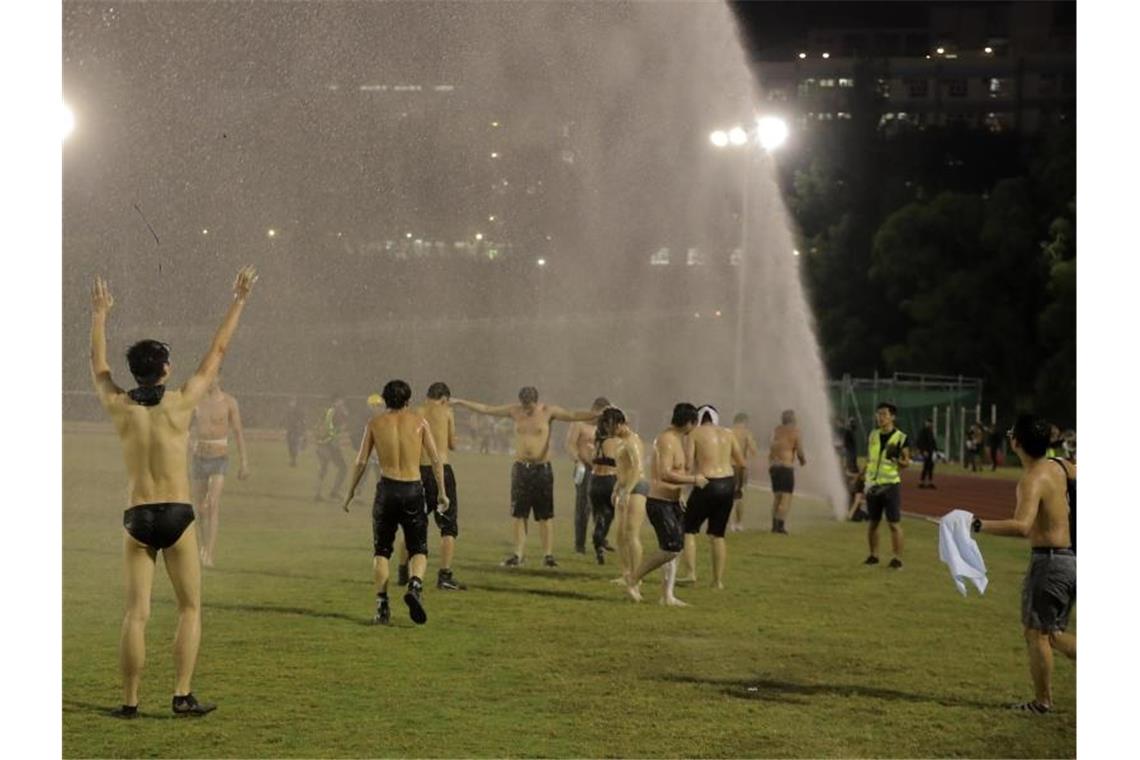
[897,468,1017,521]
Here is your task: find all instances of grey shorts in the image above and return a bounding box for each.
[1021,549,1076,632]
[192,455,228,480]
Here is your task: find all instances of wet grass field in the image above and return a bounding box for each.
[63,429,1074,758]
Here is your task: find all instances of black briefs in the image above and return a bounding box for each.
[123,502,195,550]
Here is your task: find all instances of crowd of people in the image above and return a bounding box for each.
[86,266,1076,720]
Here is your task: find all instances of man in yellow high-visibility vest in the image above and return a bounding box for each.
[862,402,910,569]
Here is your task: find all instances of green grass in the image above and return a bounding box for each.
[64,430,1074,758]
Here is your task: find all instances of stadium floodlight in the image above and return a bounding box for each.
[756,116,789,152]
[709,130,729,148]
[727,126,748,146]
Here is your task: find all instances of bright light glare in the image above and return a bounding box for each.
[406,232,413,238]
[797,52,807,59]
[475,233,484,241]
[984,46,993,54]
[202,229,209,235]
[936,47,945,54]
[490,152,499,158]
[267,228,277,238]
[536,258,547,267]
[728,127,748,146]
[756,116,789,152]
[822,52,830,59]
[488,215,496,221]
[709,130,729,148]
[793,249,801,257]
[62,103,75,140]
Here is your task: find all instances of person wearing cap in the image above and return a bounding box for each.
[767,409,807,534]
[862,402,910,569]
[677,405,746,589]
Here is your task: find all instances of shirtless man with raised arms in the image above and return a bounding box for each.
[91,266,257,718]
[189,372,249,567]
[768,409,807,534]
[678,405,746,589]
[452,387,599,568]
[343,380,448,625]
[625,403,704,607]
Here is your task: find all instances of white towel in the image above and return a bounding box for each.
[938,509,989,596]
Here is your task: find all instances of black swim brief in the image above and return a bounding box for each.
[373,477,428,559]
[123,503,195,550]
[420,464,459,538]
[769,465,795,494]
[510,461,554,521]
[646,497,684,553]
[682,476,736,537]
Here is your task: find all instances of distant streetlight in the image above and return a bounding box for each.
[709,130,729,148]
[936,47,945,55]
[488,215,496,221]
[822,52,830,59]
[490,152,500,159]
[756,116,789,152]
[475,233,484,241]
[62,102,74,141]
[201,228,209,235]
[792,248,801,257]
[728,126,748,146]
[797,52,807,59]
[984,46,994,54]
[405,232,413,239]
[536,258,547,267]
[267,228,277,238]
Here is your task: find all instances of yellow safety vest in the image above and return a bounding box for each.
[867,428,907,487]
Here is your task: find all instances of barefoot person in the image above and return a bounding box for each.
[973,414,1076,714]
[625,403,704,606]
[91,266,257,718]
[189,373,249,567]
[611,408,648,588]
[768,409,807,534]
[452,387,599,568]
[565,397,611,554]
[678,405,746,589]
[863,402,910,569]
[729,412,759,531]
[343,380,448,626]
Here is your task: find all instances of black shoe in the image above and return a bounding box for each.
[437,570,466,591]
[373,598,391,625]
[543,555,558,568]
[397,564,409,587]
[864,555,880,565]
[404,582,427,625]
[110,704,139,719]
[888,558,903,569]
[1010,701,1052,714]
[172,693,216,717]
[595,548,605,565]
[603,542,616,553]
[501,554,521,567]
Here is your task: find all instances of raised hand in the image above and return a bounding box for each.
[233,266,258,300]
[91,276,114,314]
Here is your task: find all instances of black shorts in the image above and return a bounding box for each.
[510,461,554,521]
[588,473,617,512]
[372,478,428,559]
[682,476,736,537]
[1022,549,1076,632]
[769,465,795,494]
[865,483,901,523]
[420,464,459,538]
[646,497,684,552]
[123,503,195,550]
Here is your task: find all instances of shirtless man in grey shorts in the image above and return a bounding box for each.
[974,414,1076,714]
[189,373,249,567]
[90,266,257,718]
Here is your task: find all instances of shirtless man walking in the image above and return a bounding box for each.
[91,266,257,718]
[974,414,1076,714]
[189,373,249,567]
[729,412,760,531]
[343,380,448,625]
[625,403,704,606]
[768,409,807,534]
[678,405,746,589]
[565,397,610,554]
[453,387,599,568]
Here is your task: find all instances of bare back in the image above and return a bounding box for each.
[691,424,738,478]
[1021,458,1074,549]
[732,424,759,460]
[105,390,197,506]
[417,401,454,466]
[512,403,555,462]
[650,429,687,501]
[369,410,431,481]
[769,424,802,466]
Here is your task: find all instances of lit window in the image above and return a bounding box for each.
[686,247,705,266]
[650,247,670,266]
[838,77,855,88]
[819,78,836,88]
[729,248,743,267]
[837,111,852,119]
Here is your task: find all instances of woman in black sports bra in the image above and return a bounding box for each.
[588,408,622,564]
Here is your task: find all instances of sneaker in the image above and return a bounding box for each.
[404,582,428,625]
[373,598,391,625]
[110,705,139,719]
[543,555,558,568]
[888,558,903,569]
[437,571,466,591]
[172,693,217,717]
[1010,701,1052,714]
[397,564,409,587]
[500,554,521,567]
[863,555,880,565]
